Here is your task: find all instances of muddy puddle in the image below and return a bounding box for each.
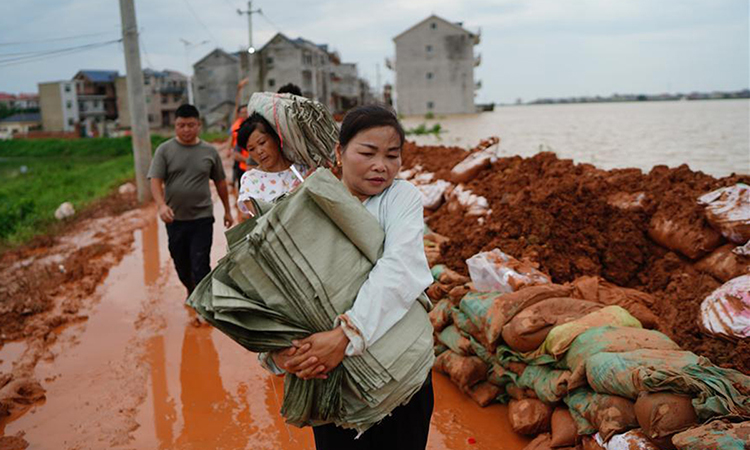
[0,197,528,449]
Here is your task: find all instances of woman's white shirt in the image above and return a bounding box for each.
[339,179,433,356]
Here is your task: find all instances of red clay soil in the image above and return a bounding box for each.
[403,142,750,374]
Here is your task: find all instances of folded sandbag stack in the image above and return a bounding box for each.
[423,234,750,450]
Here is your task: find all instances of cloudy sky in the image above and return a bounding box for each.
[0,0,747,104]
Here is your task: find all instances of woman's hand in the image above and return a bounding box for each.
[285,328,349,380]
[271,342,311,371]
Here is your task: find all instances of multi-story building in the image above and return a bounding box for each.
[73,70,119,136]
[392,14,481,115]
[38,80,80,132]
[193,49,241,129]
[116,69,188,129]
[193,35,372,129]
[246,33,332,109]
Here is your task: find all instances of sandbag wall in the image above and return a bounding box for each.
[424,241,750,449]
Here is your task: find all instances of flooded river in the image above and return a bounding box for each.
[402,99,750,177]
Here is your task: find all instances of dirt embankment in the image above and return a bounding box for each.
[404,142,750,373]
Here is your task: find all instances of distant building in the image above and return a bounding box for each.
[193,49,241,129]
[0,112,42,137]
[116,69,188,129]
[193,35,370,129]
[0,92,39,110]
[392,14,481,115]
[73,70,119,136]
[246,33,332,109]
[38,80,80,132]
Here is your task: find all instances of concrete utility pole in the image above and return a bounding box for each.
[237,1,261,52]
[119,0,152,203]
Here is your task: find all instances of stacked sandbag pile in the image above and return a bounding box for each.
[401,139,750,375]
[423,230,750,449]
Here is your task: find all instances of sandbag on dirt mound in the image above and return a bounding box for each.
[586,349,750,419]
[437,324,472,356]
[694,244,750,282]
[464,381,501,407]
[648,212,724,260]
[569,276,658,329]
[700,274,750,340]
[434,351,488,390]
[561,326,680,390]
[467,249,551,293]
[551,407,578,448]
[502,298,602,353]
[474,284,574,349]
[532,306,642,359]
[429,298,453,332]
[634,392,698,449]
[565,388,639,441]
[672,420,750,450]
[509,398,554,435]
[507,383,537,401]
[699,183,750,245]
[517,365,572,403]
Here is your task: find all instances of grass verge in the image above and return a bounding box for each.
[0,136,167,247]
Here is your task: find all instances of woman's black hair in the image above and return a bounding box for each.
[236,112,281,150]
[339,104,405,150]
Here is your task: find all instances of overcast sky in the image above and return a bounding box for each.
[0,0,747,104]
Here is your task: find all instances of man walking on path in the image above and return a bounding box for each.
[148,104,234,297]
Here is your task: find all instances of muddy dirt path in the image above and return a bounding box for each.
[0,193,529,449]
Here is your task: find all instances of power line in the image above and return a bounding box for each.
[180,0,221,47]
[0,30,120,46]
[0,39,123,68]
[258,10,282,34]
[139,34,155,69]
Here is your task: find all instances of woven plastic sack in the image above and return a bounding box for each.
[517,364,573,403]
[565,388,638,441]
[700,274,750,340]
[437,324,472,356]
[428,298,453,332]
[483,284,574,349]
[467,249,551,293]
[502,298,602,353]
[415,180,452,210]
[672,420,750,450]
[569,276,658,329]
[247,92,337,168]
[634,392,697,449]
[434,351,488,389]
[509,398,553,436]
[694,244,750,282]
[530,306,642,359]
[586,349,750,420]
[699,183,750,245]
[561,326,679,390]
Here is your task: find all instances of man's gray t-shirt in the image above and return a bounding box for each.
[147,138,226,221]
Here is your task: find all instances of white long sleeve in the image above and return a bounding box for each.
[340,180,433,355]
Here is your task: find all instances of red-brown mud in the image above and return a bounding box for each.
[404,142,750,373]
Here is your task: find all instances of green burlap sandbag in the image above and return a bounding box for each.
[586,349,750,420]
[564,387,639,441]
[517,365,573,403]
[560,326,680,390]
[672,420,750,450]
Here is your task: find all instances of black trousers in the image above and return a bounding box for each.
[165,217,214,296]
[312,374,434,450]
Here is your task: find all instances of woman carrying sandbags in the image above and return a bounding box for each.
[266,104,436,449]
[235,92,338,216]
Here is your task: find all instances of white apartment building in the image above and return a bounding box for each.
[38,81,80,132]
[392,15,481,115]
